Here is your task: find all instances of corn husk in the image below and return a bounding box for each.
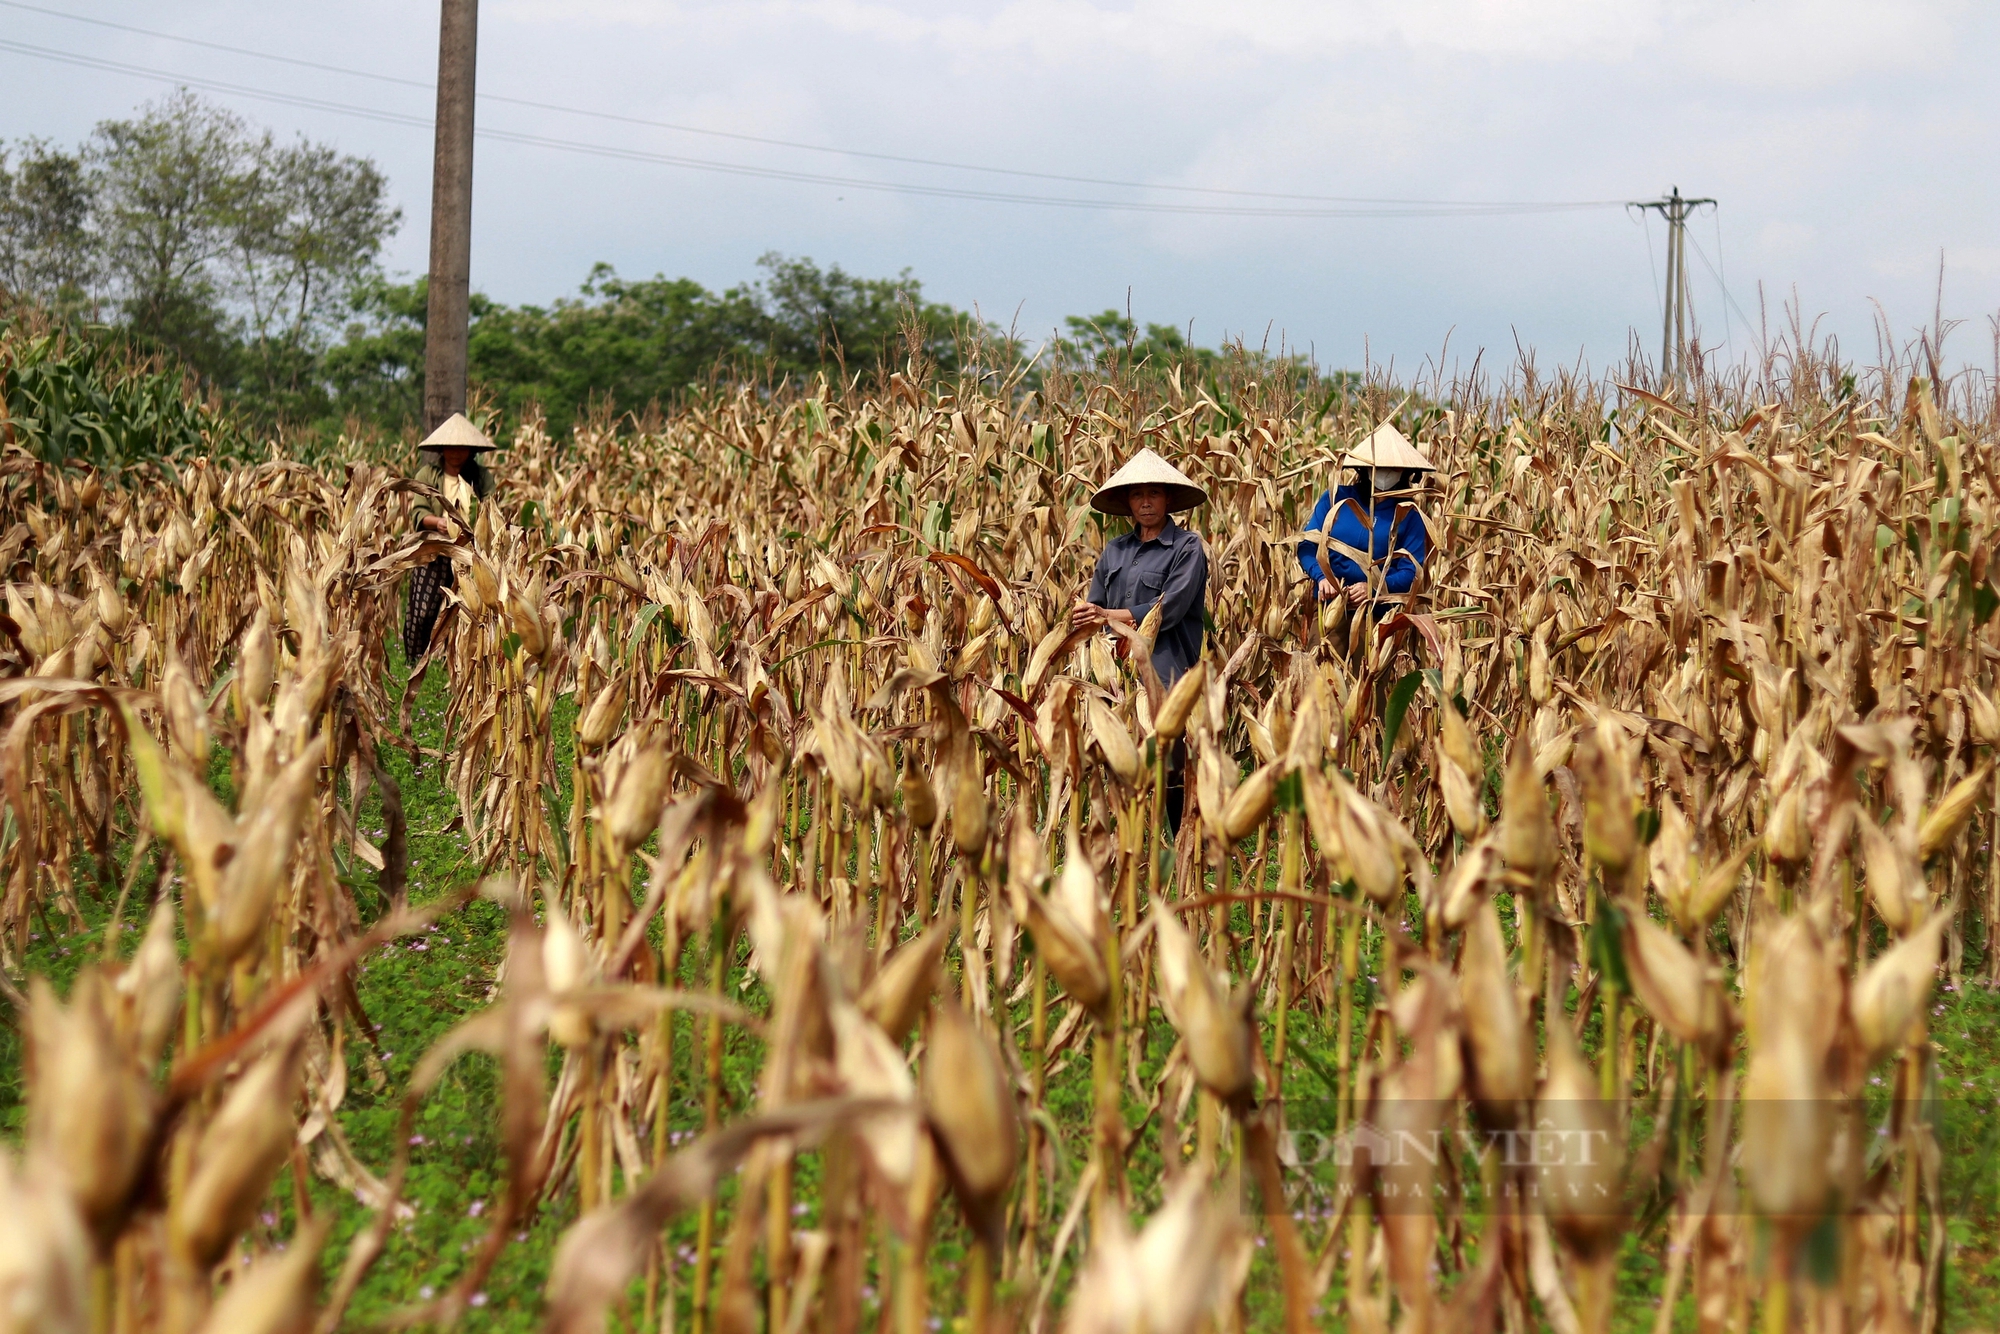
[1499,734,1555,885]
[1087,696,1142,787]
[1152,907,1253,1105]
[1154,660,1206,742]
[1535,1023,1624,1260]
[25,976,152,1244]
[1622,913,1731,1061]
[194,1218,328,1334]
[171,1044,304,1267]
[922,1001,1019,1242]
[0,1154,90,1334]
[1850,912,1946,1064]
[1458,898,1531,1119]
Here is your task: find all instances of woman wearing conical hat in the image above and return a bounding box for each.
[1297,422,1435,618]
[403,412,497,664]
[1072,447,1208,831]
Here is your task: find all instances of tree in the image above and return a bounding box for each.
[320,275,428,431]
[319,258,1004,438]
[1056,309,1212,378]
[748,253,980,379]
[86,91,251,375]
[229,137,399,414]
[466,265,768,430]
[26,89,403,413]
[0,139,97,315]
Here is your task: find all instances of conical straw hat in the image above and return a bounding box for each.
[1089,447,1207,516]
[419,412,498,452]
[1338,422,1434,473]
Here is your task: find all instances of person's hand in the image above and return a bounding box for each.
[1069,599,1105,630]
[419,514,450,534]
[1344,581,1372,607]
[1103,607,1137,631]
[1317,577,1339,602]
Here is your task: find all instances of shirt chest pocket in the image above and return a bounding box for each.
[1133,566,1167,599]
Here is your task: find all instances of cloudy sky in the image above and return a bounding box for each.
[5,0,1995,379]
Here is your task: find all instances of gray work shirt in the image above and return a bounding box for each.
[1085,518,1208,684]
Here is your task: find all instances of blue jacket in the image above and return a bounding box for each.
[1297,485,1430,595]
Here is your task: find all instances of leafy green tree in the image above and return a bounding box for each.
[0,140,97,315]
[0,91,400,421]
[321,256,998,438]
[320,275,428,431]
[466,265,768,430]
[85,91,251,376]
[229,138,399,415]
[749,252,975,378]
[1056,309,1213,378]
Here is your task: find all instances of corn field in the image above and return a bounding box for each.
[2,341,1997,1334]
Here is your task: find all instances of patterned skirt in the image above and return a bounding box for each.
[403,557,455,664]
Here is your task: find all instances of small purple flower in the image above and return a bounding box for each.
[419,1286,435,1300]
[470,1293,488,1308]
[468,1200,485,1217]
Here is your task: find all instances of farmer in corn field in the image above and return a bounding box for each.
[1297,422,1435,620]
[404,411,496,664]
[1071,447,1208,832]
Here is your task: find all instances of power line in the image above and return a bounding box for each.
[1710,208,1741,356]
[1684,231,1758,352]
[0,4,1630,215]
[1638,208,1662,329]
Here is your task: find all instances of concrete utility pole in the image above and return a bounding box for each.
[1630,187,1715,383]
[423,0,478,432]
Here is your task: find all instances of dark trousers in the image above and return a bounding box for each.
[1163,738,1188,836]
[403,558,454,663]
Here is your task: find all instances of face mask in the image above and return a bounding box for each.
[1374,469,1406,492]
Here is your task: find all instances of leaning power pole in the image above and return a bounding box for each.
[423,0,478,432]
[1630,187,1715,383]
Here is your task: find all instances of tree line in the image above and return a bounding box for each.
[2,91,1284,453]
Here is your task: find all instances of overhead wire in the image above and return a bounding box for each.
[0,5,1629,217]
[1703,209,1733,359]
[1637,208,1662,328]
[1685,231,1758,354]
[1710,207,1740,358]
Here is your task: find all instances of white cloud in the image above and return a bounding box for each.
[3,0,1995,372]
[501,0,1961,80]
